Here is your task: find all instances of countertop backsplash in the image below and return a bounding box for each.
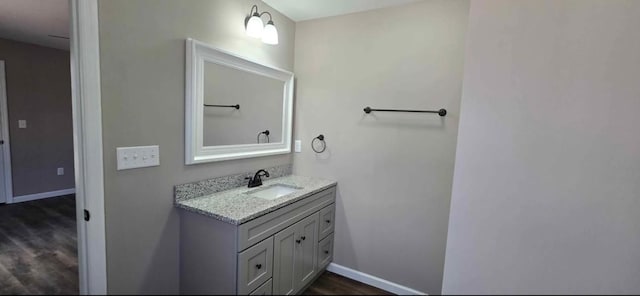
[174,164,292,202]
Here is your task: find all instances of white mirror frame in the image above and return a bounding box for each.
[185,39,294,164]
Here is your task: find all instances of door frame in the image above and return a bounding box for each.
[70,0,108,294]
[0,61,13,205]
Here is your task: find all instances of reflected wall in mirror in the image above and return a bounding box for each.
[203,62,283,146]
[185,39,294,164]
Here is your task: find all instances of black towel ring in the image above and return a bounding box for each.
[257,130,270,143]
[311,134,326,153]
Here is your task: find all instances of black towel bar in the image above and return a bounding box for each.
[204,104,240,109]
[363,106,446,117]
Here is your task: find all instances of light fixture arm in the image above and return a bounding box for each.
[259,11,273,23]
[250,4,260,16]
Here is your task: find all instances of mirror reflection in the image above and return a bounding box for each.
[202,61,284,146]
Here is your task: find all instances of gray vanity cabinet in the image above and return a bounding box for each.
[318,235,334,270]
[273,213,319,295]
[250,279,272,296]
[238,237,274,294]
[179,185,336,295]
[273,222,297,295]
[297,213,319,288]
[318,205,335,239]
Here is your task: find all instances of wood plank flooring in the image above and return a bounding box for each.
[0,195,390,295]
[0,195,78,295]
[303,271,393,295]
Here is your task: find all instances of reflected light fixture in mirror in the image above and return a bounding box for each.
[245,5,279,45]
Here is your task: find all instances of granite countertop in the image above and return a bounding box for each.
[175,175,337,225]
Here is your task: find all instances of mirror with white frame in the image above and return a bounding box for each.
[185,39,294,164]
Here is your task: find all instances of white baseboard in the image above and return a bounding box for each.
[327,263,427,295]
[12,188,76,203]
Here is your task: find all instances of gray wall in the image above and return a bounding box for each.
[292,1,470,293]
[0,38,74,197]
[442,0,640,294]
[97,0,295,293]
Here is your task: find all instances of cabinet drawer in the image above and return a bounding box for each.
[318,235,333,270]
[239,186,336,251]
[238,237,273,295]
[318,204,335,240]
[250,278,272,295]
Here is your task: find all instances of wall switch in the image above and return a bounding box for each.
[57,168,64,175]
[294,140,302,153]
[117,145,160,170]
[18,120,27,128]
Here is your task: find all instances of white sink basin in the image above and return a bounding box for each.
[247,184,301,200]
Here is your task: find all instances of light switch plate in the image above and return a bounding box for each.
[117,145,160,170]
[57,168,64,175]
[18,120,27,129]
[294,140,302,153]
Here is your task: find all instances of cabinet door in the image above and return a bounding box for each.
[317,235,334,270]
[237,237,273,295]
[273,223,297,295]
[250,278,272,295]
[295,213,319,291]
[318,204,335,240]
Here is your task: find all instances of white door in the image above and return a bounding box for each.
[0,60,11,204]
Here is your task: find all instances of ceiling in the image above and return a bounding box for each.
[262,0,424,22]
[0,0,69,51]
[0,0,420,50]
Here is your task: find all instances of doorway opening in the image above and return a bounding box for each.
[0,0,106,294]
[0,0,77,293]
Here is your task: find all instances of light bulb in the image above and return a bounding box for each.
[246,13,264,38]
[262,21,278,45]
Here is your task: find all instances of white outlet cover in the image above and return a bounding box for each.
[117,145,160,170]
[294,140,302,153]
[18,120,27,128]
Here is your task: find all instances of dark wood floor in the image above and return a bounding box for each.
[0,196,389,295]
[303,271,393,295]
[0,195,78,295]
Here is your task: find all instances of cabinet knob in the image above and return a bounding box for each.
[296,239,301,244]
[325,219,331,223]
[301,236,306,241]
[324,250,329,254]
[256,264,262,269]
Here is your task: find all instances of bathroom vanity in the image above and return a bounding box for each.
[178,38,327,294]
[175,173,336,295]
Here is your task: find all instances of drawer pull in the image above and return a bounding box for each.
[324,250,329,254]
[296,239,301,244]
[255,264,262,269]
[325,219,331,223]
[301,236,306,241]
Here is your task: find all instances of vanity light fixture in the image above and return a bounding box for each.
[261,17,278,45]
[246,5,264,38]
[245,5,279,45]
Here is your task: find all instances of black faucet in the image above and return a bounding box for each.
[246,169,270,188]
